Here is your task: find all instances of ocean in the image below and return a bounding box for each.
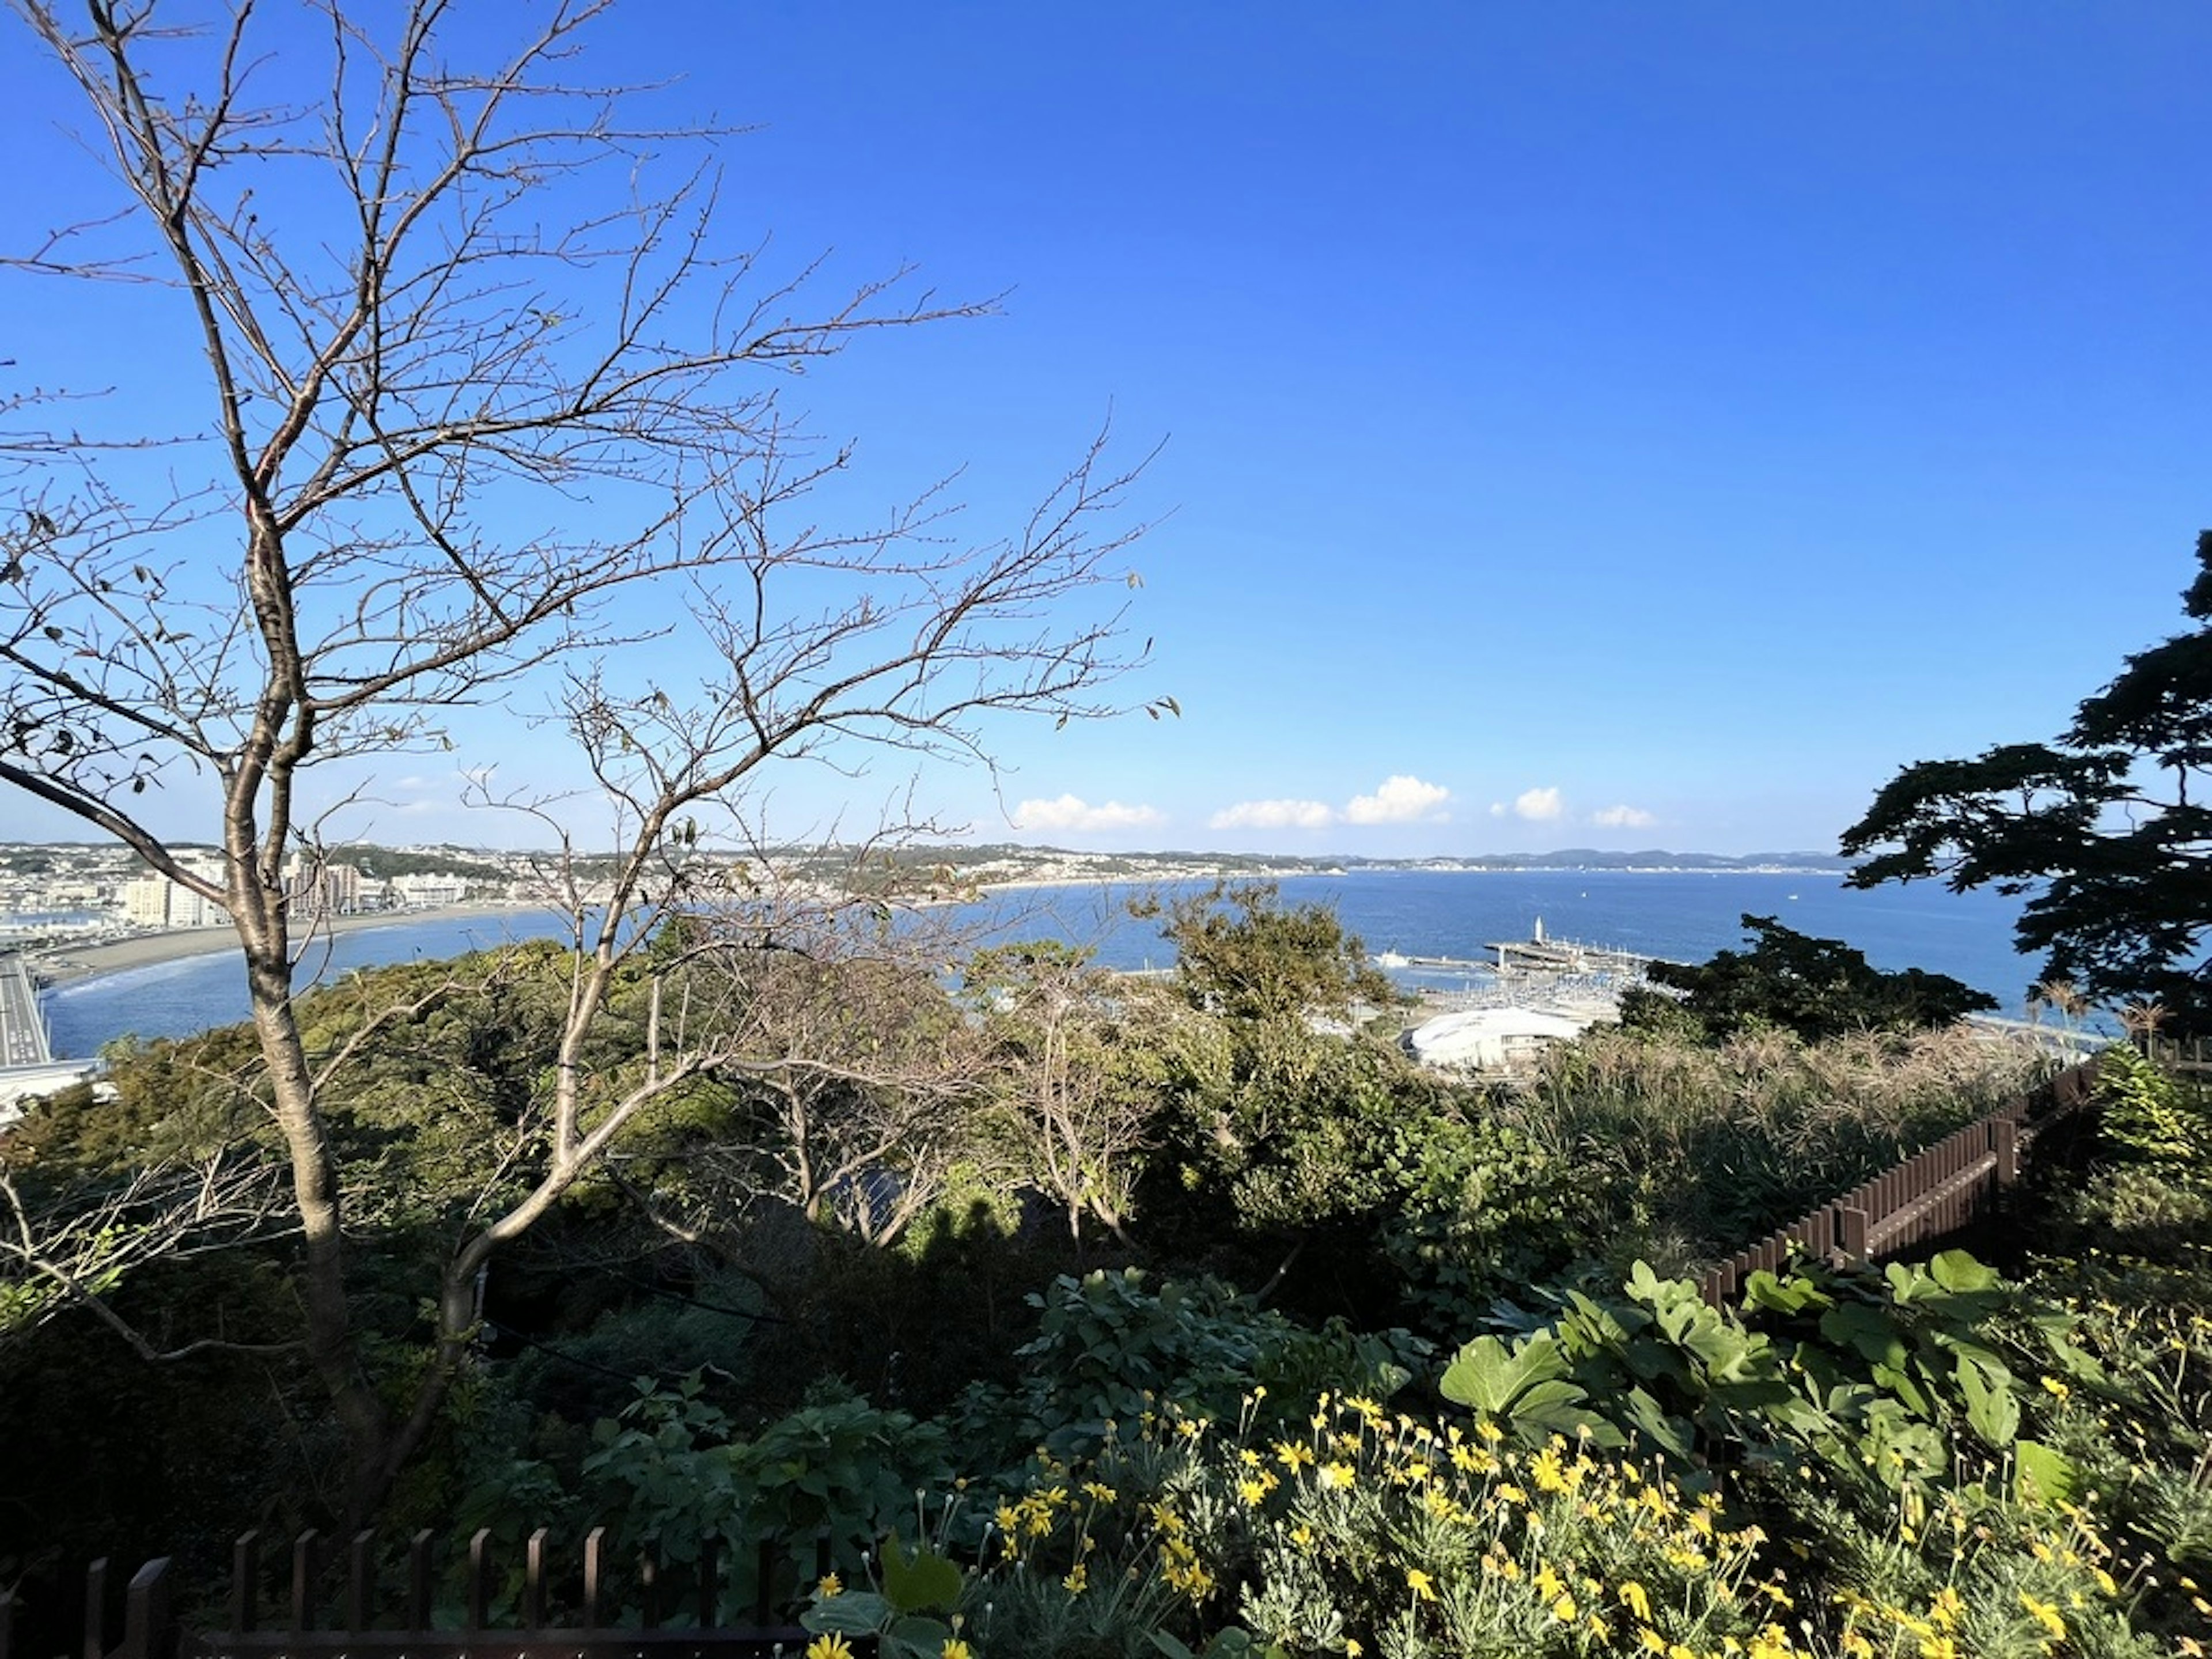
[40,869,2044,1060]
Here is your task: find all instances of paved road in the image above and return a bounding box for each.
[0,953,52,1067]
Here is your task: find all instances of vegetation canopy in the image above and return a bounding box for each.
[1843,529,2212,1027]
[1622,913,1997,1044]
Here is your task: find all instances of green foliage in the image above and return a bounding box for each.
[1144,881,1400,1024]
[1632,913,1997,1043]
[1843,527,2212,1027]
[2093,1040,2212,1169]
[948,1269,1427,1474]
[1154,1012,1464,1243]
[1442,1251,2095,1511]
[461,1372,957,1616]
[1380,1114,1598,1326]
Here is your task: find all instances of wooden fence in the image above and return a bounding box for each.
[0,1527,876,1659]
[1695,1059,2098,1306]
[2148,1035,2212,1075]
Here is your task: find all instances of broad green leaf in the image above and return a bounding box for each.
[1957,1356,2021,1448]
[1821,1302,1909,1370]
[883,1613,954,1658]
[881,1535,965,1615]
[804,1591,894,1635]
[1927,1249,2001,1293]
[2014,1438,2078,1506]
[1744,1270,1833,1316]
[1440,1332,1569,1414]
[1622,1385,1695,1460]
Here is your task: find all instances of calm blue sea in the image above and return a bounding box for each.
[40,870,2041,1060]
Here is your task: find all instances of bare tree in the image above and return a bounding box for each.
[605,927,994,1251]
[965,941,1171,1247]
[0,0,1153,1518]
[0,1154,285,1354]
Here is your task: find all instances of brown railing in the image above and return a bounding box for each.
[0,1527,875,1659]
[1695,1059,2097,1306]
[2147,1035,2212,1075]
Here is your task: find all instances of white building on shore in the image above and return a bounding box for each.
[390,872,469,908]
[120,864,228,929]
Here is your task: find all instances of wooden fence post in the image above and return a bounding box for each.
[228,1534,260,1635]
[524,1528,550,1631]
[407,1531,434,1633]
[83,1558,109,1659]
[347,1532,375,1634]
[467,1529,492,1633]
[582,1528,607,1630]
[289,1532,317,1637]
[120,1560,171,1659]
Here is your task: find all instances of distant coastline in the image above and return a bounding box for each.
[35,902,540,987]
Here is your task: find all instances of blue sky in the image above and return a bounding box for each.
[2,3,2207,857]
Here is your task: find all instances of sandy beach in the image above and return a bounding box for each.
[33,903,543,985]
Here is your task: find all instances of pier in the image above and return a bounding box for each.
[1480,916,1658,979]
[0,951,51,1066]
[0,951,98,1127]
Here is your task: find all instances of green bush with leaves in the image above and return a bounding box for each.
[2094,1041,2212,1170]
[947,1268,1429,1471]
[1440,1252,2093,1508]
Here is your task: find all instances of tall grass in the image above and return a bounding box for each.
[1508,1024,2052,1275]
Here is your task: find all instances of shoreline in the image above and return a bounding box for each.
[34,903,544,987]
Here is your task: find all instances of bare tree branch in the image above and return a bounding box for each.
[2,0,1152,1524]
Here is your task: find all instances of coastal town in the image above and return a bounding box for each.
[0,838,1854,949]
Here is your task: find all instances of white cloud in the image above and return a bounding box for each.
[1592,804,1656,828]
[1509,786,1565,822]
[1344,774,1450,825]
[1012,794,1165,833]
[1210,797,1338,831]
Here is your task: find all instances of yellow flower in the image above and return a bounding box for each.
[1639,1630,1668,1655]
[1532,1445,1569,1493]
[2019,1592,2066,1641]
[805,1638,855,1659]
[1406,1567,1437,1602]
[1318,1461,1357,1490]
[1063,1563,1088,1594]
[815,1571,843,1599]
[942,1643,974,1659]
[1619,1581,1653,1623]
